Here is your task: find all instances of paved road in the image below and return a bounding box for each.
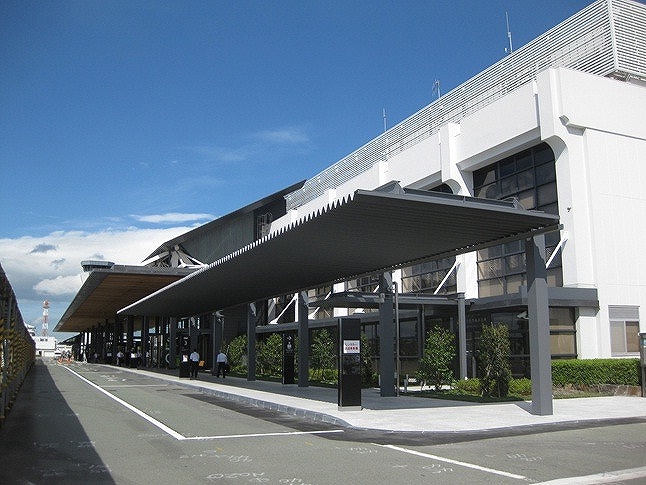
[1,360,645,484]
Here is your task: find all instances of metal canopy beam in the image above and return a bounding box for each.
[119,186,560,318]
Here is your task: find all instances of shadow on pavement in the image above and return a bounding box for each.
[0,359,116,484]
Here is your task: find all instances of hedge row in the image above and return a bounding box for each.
[551,358,641,387]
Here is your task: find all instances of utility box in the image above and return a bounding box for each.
[338,317,361,410]
[639,333,646,397]
[179,352,190,378]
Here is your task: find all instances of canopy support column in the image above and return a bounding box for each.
[457,292,467,380]
[169,317,177,369]
[526,234,553,416]
[247,303,257,381]
[298,290,309,387]
[379,272,396,397]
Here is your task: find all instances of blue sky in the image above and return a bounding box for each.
[1,0,592,339]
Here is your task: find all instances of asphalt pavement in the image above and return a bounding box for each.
[109,363,646,434]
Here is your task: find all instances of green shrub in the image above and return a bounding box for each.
[309,368,338,383]
[478,323,512,397]
[257,333,283,376]
[416,326,456,391]
[508,377,532,396]
[311,329,336,369]
[227,334,247,373]
[552,359,640,386]
[452,378,481,394]
[360,332,378,387]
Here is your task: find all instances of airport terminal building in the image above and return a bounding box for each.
[56,0,646,400]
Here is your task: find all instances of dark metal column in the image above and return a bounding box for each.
[457,293,467,379]
[526,234,553,416]
[297,290,309,387]
[168,317,177,369]
[379,272,396,397]
[247,303,257,381]
[211,313,220,374]
[126,315,134,356]
[141,316,149,367]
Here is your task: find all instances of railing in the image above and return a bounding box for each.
[286,0,646,210]
[1,263,36,425]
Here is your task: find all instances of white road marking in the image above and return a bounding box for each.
[379,444,528,481]
[62,366,185,440]
[533,465,646,484]
[62,366,344,441]
[182,430,345,440]
[104,384,168,388]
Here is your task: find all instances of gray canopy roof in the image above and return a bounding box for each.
[120,183,560,317]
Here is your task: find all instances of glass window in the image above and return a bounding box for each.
[534,144,554,164]
[478,279,504,297]
[537,182,558,206]
[476,183,500,199]
[626,321,640,353]
[516,151,533,170]
[517,189,535,209]
[505,253,524,273]
[506,274,524,294]
[473,168,497,187]
[610,322,627,354]
[535,162,556,185]
[517,169,534,192]
[500,158,516,177]
[551,333,576,355]
[500,176,518,197]
[472,142,561,295]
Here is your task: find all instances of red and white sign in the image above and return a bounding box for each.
[343,339,360,354]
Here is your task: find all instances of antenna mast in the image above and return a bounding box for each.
[383,108,387,132]
[42,300,49,336]
[506,12,513,53]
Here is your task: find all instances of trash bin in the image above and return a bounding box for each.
[179,353,190,378]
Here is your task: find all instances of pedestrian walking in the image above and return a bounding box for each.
[216,350,228,378]
[189,349,200,379]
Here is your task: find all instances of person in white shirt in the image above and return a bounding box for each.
[216,350,228,378]
[189,349,200,379]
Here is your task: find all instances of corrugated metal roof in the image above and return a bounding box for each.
[119,186,560,318]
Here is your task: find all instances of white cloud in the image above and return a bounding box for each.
[132,212,215,224]
[254,127,309,144]
[33,274,83,296]
[184,125,311,165]
[0,226,191,336]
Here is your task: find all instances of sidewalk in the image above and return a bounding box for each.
[111,364,646,434]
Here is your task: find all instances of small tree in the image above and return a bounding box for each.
[416,325,455,391]
[257,333,283,377]
[360,332,377,387]
[227,334,247,374]
[478,323,512,398]
[311,329,336,369]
